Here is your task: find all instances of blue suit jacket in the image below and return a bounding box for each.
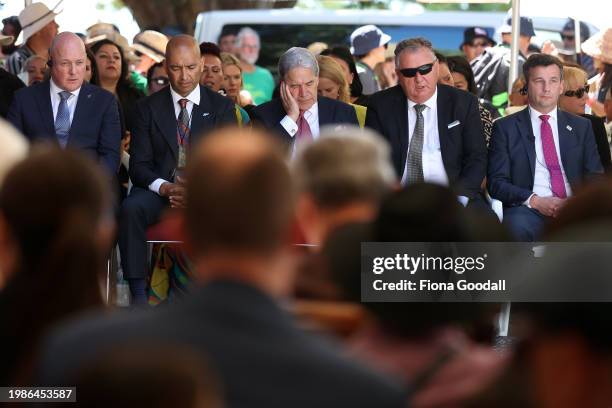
[250,96,359,146]
[129,85,236,189]
[7,80,121,174]
[487,108,603,206]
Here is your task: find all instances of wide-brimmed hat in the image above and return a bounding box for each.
[0,34,13,46]
[132,30,168,63]
[18,1,62,44]
[86,22,117,40]
[350,25,391,56]
[582,27,612,64]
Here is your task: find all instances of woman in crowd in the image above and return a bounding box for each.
[146,61,168,95]
[320,46,369,107]
[90,38,145,135]
[559,65,611,172]
[316,55,366,128]
[221,52,250,126]
[447,55,495,146]
[0,148,114,384]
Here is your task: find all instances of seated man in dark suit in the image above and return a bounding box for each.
[365,37,487,209]
[251,47,359,155]
[119,35,236,304]
[7,32,121,174]
[40,128,406,408]
[488,54,603,241]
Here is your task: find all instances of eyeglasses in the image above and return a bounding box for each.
[563,84,589,98]
[152,77,169,86]
[561,34,575,41]
[398,59,437,78]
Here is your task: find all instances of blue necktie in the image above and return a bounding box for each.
[55,91,72,148]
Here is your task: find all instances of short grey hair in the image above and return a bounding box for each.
[236,27,260,48]
[394,37,436,67]
[278,47,319,80]
[292,126,397,208]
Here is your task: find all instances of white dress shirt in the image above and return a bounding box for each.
[149,86,201,195]
[50,79,81,126]
[280,102,320,158]
[524,107,572,206]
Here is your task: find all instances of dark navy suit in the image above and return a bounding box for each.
[7,80,121,174]
[488,108,603,240]
[365,84,487,202]
[119,85,236,280]
[250,96,359,148]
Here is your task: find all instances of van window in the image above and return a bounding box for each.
[227,23,494,76]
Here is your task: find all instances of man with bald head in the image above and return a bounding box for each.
[120,34,236,304]
[7,32,121,174]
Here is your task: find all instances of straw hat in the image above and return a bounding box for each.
[0,34,13,46]
[18,1,62,44]
[582,27,612,64]
[132,30,168,63]
[86,32,132,53]
[86,22,117,39]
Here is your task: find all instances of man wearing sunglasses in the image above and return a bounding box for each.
[488,54,603,242]
[365,37,487,211]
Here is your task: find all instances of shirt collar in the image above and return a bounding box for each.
[170,85,201,107]
[407,88,437,110]
[50,78,81,99]
[301,102,318,119]
[529,105,557,122]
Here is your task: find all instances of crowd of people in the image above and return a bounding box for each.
[1,2,612,406]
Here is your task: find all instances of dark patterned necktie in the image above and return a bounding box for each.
[177,98,190,169]
[406,104,426,184]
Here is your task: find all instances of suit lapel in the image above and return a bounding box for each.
[394,87,408,173]
[517,108,536,179]
[37,81,56,139]
[318,97,333,126]
[190,86,215,146]
[67,83,94,147]
[152,87,179,160]
[556,109,572,172]
[436,86,451,173]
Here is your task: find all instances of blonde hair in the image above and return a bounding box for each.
[562,65,588,90]
[316,55,351,103]
[220,52,242,73]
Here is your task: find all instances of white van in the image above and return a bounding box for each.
[194,8,591,76]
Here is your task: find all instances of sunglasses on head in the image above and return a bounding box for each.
[398,59,437,78]
[152,77,169,86]
[564,84,589,98]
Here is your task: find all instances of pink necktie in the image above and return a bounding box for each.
[540,114,567,199]
[296,111,313,142]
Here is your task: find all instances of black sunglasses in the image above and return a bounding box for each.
[564,84,589,98]
[398,59,437,78]
[561,34,575,41]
